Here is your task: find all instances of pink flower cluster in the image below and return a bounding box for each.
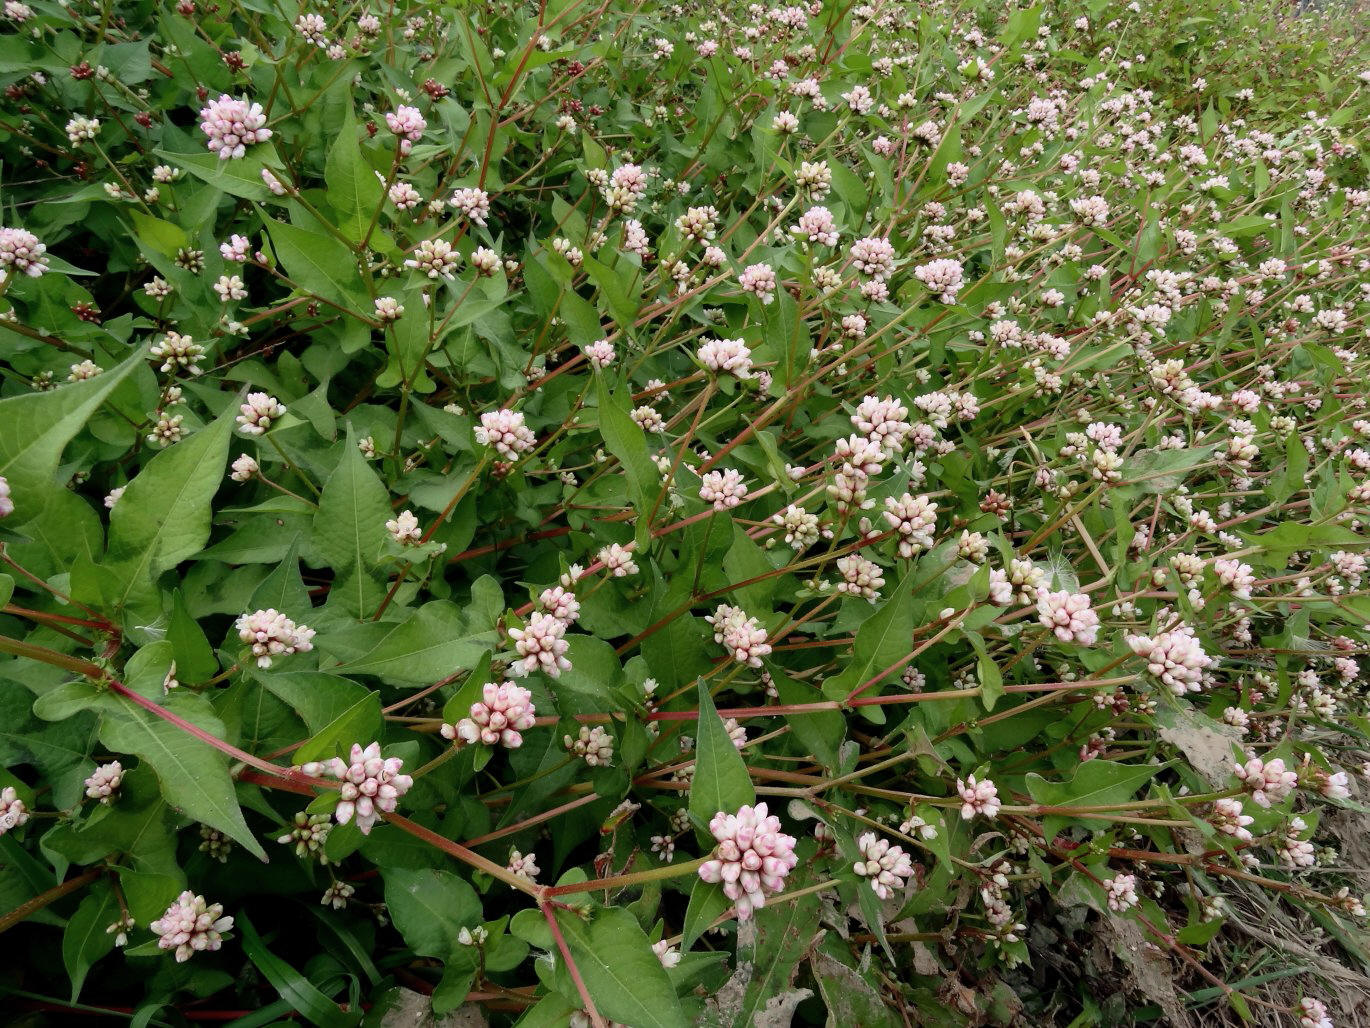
[1211,797,1254,841]
[150,891,234,962]
[475,409,536,459]
[738,263,777,304]
[199,95,272,160]
[84,761,123,803]
[956,774,1000,819]
[849,235,895,279]
[1126,622,1214,694]
[442,682,537,748]
[853,832,914,899]
[883,493,937,557]
[699,468,748,510]
[913,257,965,302]
[791,205,838,246]
[1103,873,1138,912]
[697,337,753,378]
[852,395,911,454]
[0,786,28,835]
[235,608,315,668]
[0,226,48,277]
[385,105,426,153]
[450,187,491,225]
[1035,588,1100,645]
[697,803,799,919]
[706,603,772,667]
[302,742,413,834]
[508,611,572,677]
[1234,756,1297,808]
[236,392,287,435]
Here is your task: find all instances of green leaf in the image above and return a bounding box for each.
[293,692,382,764]
[156,146,278,200]
[63,882,119,1001]
[324,107,384,243]
[311,434,391,617]
[248,538,312,617]
[683,878,729,950]
[167,589,218,684]
[813,950,900,1028]
[128,211,187,257]
[821,568,914,704]
[965,632,1003,711]
[595,375,658,528]
[1124,445,1217,495]
[552,906,687,1028]
[769,665,843,770]
[0,350,142,526]
[1026,759,1162,842]
[99,695,267,860]
[721,874,821,1026]
[381,867,482,959]
[334,601,494,683]
[1001,3,1042,47]
[239,914,359,1027]
[689,681,754,830]
[257,671,373,734]
[105,406,235,618]
[261,214,366,314]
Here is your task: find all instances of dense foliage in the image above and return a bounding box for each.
[0,0,1368,1024]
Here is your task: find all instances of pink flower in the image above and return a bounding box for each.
[853,832,913,899]
[199,95,272,160]
[475,409,536,459]
[697,803,798,919]
[699,468,748,510]
[883,494,937,557]
[706,604,772,667]
[913,258,964,303]
[1103,873,1138,912]
[219,234,251,262]
[836,554,884,601]
[0,786,29,834]
[1298,997,1333,1028]
[1126,624,1214,694]
[584,339,615,369]
[508,611,572,677]
[1234,756,1297,808]
[235,609,314,668]
[849,236,895,279]
[302,742,413,834]
[385,105,426,153]
[738,263,777,304]
[0,226,48,277]
[1214,558,1255,599]
[956,775,999,819]
[598,542,639,578]
[84,761,123,803]
[852,394,911,454]
[791,206,839,246]
[1211,797,1254,842]
[442,683,537,748]
[150,891,234,962]
[1035,589,1099,645]
[450,187,491,226]
[236,392,287,435]
[538,585,580,624]
[697,337,753,378]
